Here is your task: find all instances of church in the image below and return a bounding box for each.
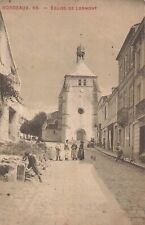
[42,45,100,143]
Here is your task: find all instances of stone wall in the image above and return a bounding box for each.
[0,104,21,143]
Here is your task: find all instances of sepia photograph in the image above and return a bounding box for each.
[0,0,145,224]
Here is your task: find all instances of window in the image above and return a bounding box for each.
[127,51,130,72]
[78,108,84,114]
[119,129,122,144]
[130,46,134,68]
[119,94,122,110]
[119,62,123,83]
[129,47,134,70]
[104,106,107,120]
[137,83,141,103]
[124,90,127,107]
[136,49,141,70]
[123,58,126,78]
[78,79,81,86]
[123,91,126,108]
[129,86,133,107]
[83,79,86,86]
[128,125,130,147]
[125,54,127,75]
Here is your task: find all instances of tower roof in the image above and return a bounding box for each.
[68,60,96,77]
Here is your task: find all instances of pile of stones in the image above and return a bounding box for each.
[0,155,25,182]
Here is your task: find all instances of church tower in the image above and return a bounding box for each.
[59,45,100,143]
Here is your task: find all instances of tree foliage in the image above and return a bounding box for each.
[20,112,47,138]
[29,112,47,137]
[0,74,22,103]
[20,120,30,135]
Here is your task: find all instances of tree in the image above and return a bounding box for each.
[0,74,22,103]
[29,112,47,138]
[20,112,47,139]
[20,120,31,135]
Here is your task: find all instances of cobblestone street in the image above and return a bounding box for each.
[86,149,145,225]
[0,157,131,225]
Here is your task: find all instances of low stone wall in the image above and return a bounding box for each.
[0,152,50,182]
[85,148,145,170]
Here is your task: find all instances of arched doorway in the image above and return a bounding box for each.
[76,129,86,141]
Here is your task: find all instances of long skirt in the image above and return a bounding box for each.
[65,149,69,160]
[71,149,77,160]
[77,148,84,160]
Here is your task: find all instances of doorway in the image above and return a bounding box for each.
[76,129,86,141]
[140,125,145,154]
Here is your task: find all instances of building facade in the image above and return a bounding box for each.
[116,24,138,158]
[59,46,100,142]
[42,45,100,143]
[107,88,118,151]
[132,18,145,159]
[116,17,145,160]
[97,95,109,149]
[97,88,118,152]
[0,12,21,143]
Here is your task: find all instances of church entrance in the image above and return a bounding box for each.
[76,129,86,141]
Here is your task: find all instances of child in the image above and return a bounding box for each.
[55,144,61,161]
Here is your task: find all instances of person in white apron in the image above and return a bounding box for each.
[64,140,70,160]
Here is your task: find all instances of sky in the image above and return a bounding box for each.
[0,0,144,116]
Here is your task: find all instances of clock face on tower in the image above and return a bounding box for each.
[78,108,84,114]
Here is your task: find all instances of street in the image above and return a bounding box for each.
[0,3,144,225]
[0,155,132,225]
[86,149,145,225]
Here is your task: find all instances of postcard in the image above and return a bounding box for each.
[0,1,144,225]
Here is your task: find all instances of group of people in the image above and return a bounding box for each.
[55,139,85,161]
[22,140,127,183]
[22,139,85,183]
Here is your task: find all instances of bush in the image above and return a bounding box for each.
[0,141,47,156]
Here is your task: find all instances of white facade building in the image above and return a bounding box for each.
[59,46,100,142]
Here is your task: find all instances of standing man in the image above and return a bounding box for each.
[23,152,42,183]
[71,142,78,160]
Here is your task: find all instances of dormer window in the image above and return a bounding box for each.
[83,79,86,86]
[78,79,81,86]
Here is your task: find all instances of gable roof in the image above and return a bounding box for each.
[67,60,96,77]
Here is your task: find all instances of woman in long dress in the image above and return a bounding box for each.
[71,143,78,160]
[77,141,84,160]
